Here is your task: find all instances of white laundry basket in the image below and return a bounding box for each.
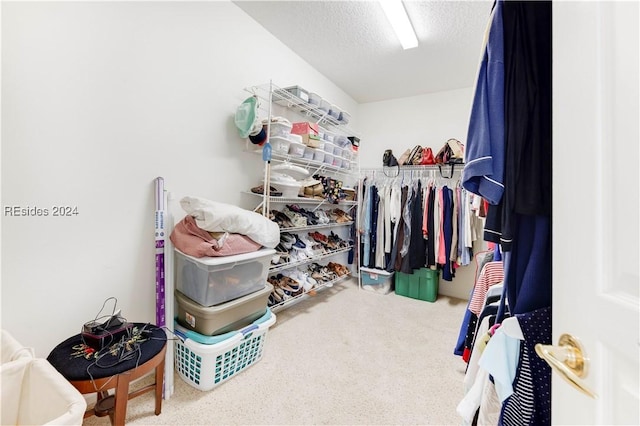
[174,309,276,391]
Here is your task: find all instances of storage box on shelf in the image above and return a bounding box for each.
[255,83,357,131]
[175,248,274,307]
[174,309,276,392]
[175,284,272,335]
[243,81,360,313]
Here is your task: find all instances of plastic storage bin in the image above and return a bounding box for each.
[324,142,337,155]
[334,135,350,148]
[323,152,334,165]
[175,284,272,335]
[308,93,321,106]
[266,120,292,138]
[269,136,291,155]
[395,268,439,302]
[319,99,330,112]
[288,141,306,157]
[175,248,274,307]
[339,110,352,124]
[283,86,309,103]
[174,309,277,391]
[360,267,394,295]
[303,147,315,160]
[313,149,325,162]
[329,104,340,119]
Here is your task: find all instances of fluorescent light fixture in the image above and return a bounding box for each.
[379,0,418,50]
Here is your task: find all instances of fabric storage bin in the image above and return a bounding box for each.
[175,284,271,335]
[291,122,319,136]
[1,357,87,425]
[395,268,439,302]
[269,136,291,155]
[360,267,394,295]
[288,141,305,157]
[174,309,276,391]
[300,134,322,148]
[175,248,275,307]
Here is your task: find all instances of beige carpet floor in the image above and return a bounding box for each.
[83,279,469,425]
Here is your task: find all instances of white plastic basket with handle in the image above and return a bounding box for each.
[173,309,276,391]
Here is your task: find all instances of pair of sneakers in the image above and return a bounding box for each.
[315,209,331,225]
[282,269,317,292]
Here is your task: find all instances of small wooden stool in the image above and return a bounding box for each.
[47,323,167,426]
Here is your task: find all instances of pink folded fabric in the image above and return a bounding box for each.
[170,215,261,258]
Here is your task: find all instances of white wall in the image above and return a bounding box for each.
[357,88,483,300]
[358,88,473,168]
[1,1,358,356]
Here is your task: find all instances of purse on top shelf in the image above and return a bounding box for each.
[435,138,465,164]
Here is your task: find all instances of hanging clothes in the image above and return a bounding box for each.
[361,182,372,267]
[462,0,506,207]
[360,169,473,285]
[374,186,386,269]
[426,185,436,268]
[369,185,379,267]
[404,181,425,271]
[499,307,552,426]
[440,186,454,281]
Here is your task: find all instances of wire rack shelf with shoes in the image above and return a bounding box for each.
[243,191,357,207]
[239,80,360,313]
[267,262,352,312]
[272,220,353,234]
[269,245,353,274]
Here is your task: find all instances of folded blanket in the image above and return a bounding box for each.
[180,196,280,248]
[170,215,261,258]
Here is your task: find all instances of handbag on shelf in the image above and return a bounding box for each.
[420,147,435,165]
[397,149,411,166]
[383,149,399,167]
[435,138,465,164]
[407,145,424,165]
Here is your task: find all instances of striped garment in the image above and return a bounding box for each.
[500,306,552,426]
[468,261,504,315]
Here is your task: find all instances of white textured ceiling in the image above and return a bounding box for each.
[234,0,493,103]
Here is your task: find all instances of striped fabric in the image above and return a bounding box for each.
[468,261,504,315]
[499,306,552,426]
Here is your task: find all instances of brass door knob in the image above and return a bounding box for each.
[535,333,598,399]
